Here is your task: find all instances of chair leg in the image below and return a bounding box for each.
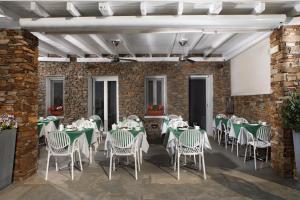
[193,155,197,165]
[244,144,248,163]
[137,151,141,172]
[77,150,83,171]
[236,143,239,157]
[71,154,74,180]
[184,155,187,165]
[109,153,112,180]
[254,147,257,170]
[89,147,93,164]
[173,151,177,172]
[45,152,50,181]
[177,153,180,180]
[225,134,228,149]
[140,149,143,165]
[198,154,201,171]
[55,157,58,171]
[202,153,207,180]
[113,157,116,171]
[231,139,234,152]
[134,154,138,180]
[266,147,269,163]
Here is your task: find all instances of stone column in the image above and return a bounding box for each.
[0,29,39,180]
[270,25,300,177]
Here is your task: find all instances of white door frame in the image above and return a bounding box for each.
[92,76,119,131]
[189,75,213,135]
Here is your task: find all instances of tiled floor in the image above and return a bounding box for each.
[0,138,299,200]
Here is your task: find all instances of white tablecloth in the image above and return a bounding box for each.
[104,130,149,153]
[39,121,57,137]
[165,130,212,156]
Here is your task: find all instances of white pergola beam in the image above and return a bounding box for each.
[20,15,286,34]
[77,56,225,63]
[63,35,102,56]
[224,32,271,60]
[204,33,235,57]
[208,2,223,15]
[32,32,86,57]
[98,2,113,16]
[67,2,81,17]
[38,57,70,62]
[253,2,265,15]
[39,40,68,57]
[30,2,49,17]
[177,2,184,15]
[117,34,135,57]
[140,2,147,16]
[89,34,115,55]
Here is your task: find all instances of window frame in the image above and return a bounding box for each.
[45,76,65,116]
[144,75,167,116]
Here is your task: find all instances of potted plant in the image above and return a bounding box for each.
[282,91,300,181]
[0,113,18,190]
[48,105,63,116]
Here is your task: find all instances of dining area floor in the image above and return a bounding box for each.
[1,138,299,200]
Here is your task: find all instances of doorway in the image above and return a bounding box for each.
[92,76,119,131]
[189,75,213,134]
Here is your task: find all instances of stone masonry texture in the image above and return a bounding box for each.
[233,25,300,178]
[0,29,39,181]
[37,61,230,141]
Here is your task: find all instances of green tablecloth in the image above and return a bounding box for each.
[232,123,262,138]
[37,118,60,135]
[65,128,94,145]
[215,118,229,128]
[110,127,145,138]
[93,119,102,130]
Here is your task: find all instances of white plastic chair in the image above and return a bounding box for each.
[127,115,139,121]
[89,115,103,142]
[244,126,271,170]
[168,114,179,120]
[174,129,206,180]
[218,122,228,149]
[47,115,57,120]
[109,130,139,180]
[123,119,140,129]
[216,114,226,119]
[45,131,83,181]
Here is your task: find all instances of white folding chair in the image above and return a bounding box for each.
[127,115,139,121]
[45,131,83,181]
[109,130,139,180]
[244,126,271,170]
[218,122,228,149]
[174,130,206,180]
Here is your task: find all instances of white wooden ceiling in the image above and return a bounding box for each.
[0,0,299,62]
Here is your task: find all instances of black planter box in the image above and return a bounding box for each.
[0,128,17,190]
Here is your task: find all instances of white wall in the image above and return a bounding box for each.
[230,38,271,96]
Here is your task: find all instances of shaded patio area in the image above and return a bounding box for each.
[1,139,299,200]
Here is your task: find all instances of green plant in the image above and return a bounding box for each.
[282,91,300,132]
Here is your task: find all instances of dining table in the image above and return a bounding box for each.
[213,117,229,130]
[229,123,263,145]
[163,127,212,157]
[37,118,60,137]
[65,127,97,163]
[104,126,149,154]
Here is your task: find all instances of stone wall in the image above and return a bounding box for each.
[233,25,300,178]
[0,29,39,180]
[38,61,230,139]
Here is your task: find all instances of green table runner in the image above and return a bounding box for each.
[215,118,229,128]
[38,118,60,128]
[65,128,94,145]
[110,127,145,138]
[232,123,262,138]
[37,118,60,135]
[94,119,102,130]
